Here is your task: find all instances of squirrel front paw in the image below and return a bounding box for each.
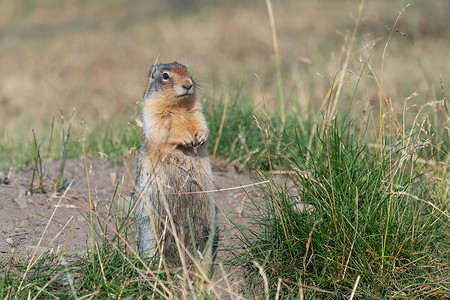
[180,131,207,148]
[194,130,207,147]
[180,133,196,148]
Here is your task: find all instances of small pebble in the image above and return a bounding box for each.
[14,189,28,209]
[5,238,14,245]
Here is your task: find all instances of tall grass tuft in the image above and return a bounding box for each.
[235,116,449,298]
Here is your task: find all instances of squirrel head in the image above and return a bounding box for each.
[145,62,196,102]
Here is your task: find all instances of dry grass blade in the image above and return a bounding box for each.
[378,4,410,137]
[391,191,450,220]
[161,180,269,195]
[349,275,361,300]
[83,151,95,275]
[213,94,229,159]
[16,195,65,294]
[275,277,282,300]
[303,220,318,272]
[329,0,365,118]
[265,0,285,127]
[253,261,269,300]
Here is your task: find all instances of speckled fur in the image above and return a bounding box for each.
[132,62,217,267]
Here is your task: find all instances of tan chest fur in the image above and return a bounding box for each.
[143,95,206,159]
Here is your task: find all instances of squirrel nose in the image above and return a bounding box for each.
[182,79,193,91]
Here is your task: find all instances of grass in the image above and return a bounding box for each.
[1,0,450,298]
[0,108,139,171]
[230,2,450,296]
[235,117,449,298]
[205,86,316,170]
[0,230,169,298]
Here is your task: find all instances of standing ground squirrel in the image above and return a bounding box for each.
[133,61,218,268]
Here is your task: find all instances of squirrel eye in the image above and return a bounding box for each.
[162,73,169,80]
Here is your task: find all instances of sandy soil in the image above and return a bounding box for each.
[0,157,262,288]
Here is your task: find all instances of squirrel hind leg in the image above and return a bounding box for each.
[136,216,157,257]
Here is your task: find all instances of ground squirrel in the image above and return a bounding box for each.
[133,62,218,268]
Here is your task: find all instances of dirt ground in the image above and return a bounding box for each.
[0,157,263,286]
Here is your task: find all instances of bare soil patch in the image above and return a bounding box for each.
[0,158,260,285]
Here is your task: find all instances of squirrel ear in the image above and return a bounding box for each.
[148,64,159,80]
